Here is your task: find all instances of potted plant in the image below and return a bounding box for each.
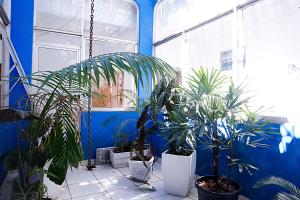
[128,79,175,182]
[109,124,149,168]
[2,119,50,199]
[100,96,152,168]
[110,131,134,168]
[160,92,197,197]
[5,52,174,186]
[178,68,268,200]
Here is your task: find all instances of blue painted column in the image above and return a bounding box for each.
[0,0,34,183]
[136,0,156,101]
[9,0,34,108]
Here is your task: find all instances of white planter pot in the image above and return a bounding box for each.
[128,156,154,181]
[110,149,149,168]
[162,150,196,197]
[110,149,130,168]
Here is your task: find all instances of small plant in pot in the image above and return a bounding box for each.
[182,68,269,200]
[109,121,148,168]
[101,97,151,168]
[110,131,134,168]
[128,79,175,182]
[160,92,197,197]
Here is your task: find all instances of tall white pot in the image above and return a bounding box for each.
[162,150,196,197]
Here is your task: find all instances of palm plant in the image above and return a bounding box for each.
[172,67,269,192]
[2,119,49,200]
[14,52,174,185]
[254,176,300,200]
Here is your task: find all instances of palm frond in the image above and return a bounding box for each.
[33,52,174,93]
[275,192,300,200]
[254,176,300,200]
[18,52,174,185]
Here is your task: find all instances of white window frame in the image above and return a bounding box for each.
[32,0,139,111]
[32,42,81,73]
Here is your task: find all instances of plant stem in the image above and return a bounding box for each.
[227,141,233,191]
[138,127,145,158]
[212,124,219,188]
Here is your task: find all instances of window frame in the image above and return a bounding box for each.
[220,50,233,71]
[32,0,139,111]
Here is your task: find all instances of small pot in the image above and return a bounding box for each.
[195,176,241,200]
[110,148,149,168]
[128,156,154,181]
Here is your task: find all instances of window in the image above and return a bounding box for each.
[33,0,138,109]
[154,0,300,122]
[220,50,232,71]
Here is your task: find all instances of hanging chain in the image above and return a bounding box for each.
[87,0,95,170]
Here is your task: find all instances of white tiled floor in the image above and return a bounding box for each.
[44,162,249,200]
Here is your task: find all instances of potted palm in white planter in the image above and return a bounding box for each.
[128,79,175,182]
[181,68,269,200]
[160,92,197,197]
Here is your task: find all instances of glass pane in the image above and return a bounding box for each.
[35,30,81,47]
[38,47,78,71]
[154,36,184,70]
[86,40,135,108]
[240,0,300,119]
[154,0,251,42]
[187,13,233,70]
[35,0,83,33]
[154,0,187,42]
[92,71,125,108]
[85,39,135,58]
[84,0,138,41]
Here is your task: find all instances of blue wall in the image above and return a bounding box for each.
[0,0,34,184]
[0,121,30,183]
[81,111,139,159]
[232,125,300,199]
[146,123,300,200]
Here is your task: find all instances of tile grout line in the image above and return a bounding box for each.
[91,169,114,200]
[65,179,73,200]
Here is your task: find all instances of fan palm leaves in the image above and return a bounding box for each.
[14,52,175,185]
[162,67,269,191]
[254,176,300,200]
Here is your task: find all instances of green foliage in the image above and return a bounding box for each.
[161,91,196,155]
[12,178,47,200]
[164,67,270,189]
[133,79,176,158]
[11,52,175,185]
[254,176,300,200]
